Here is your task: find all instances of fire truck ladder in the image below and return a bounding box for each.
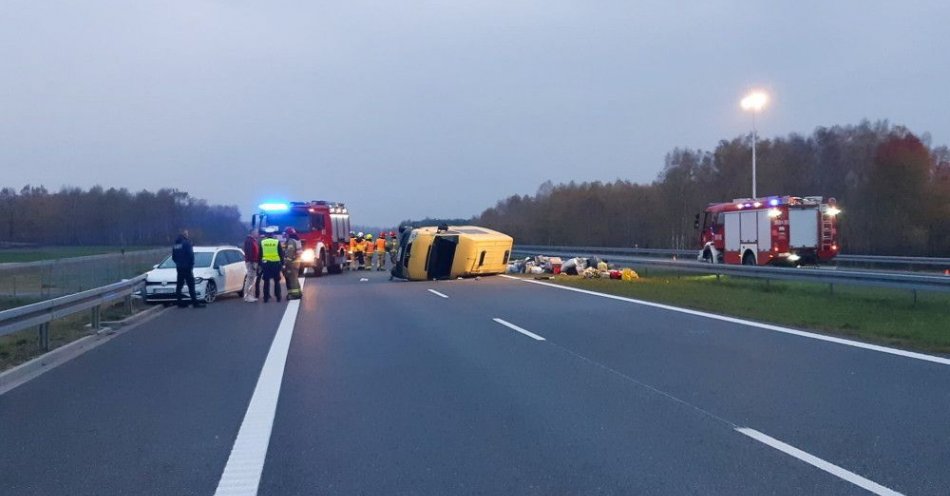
[820,213,835,251]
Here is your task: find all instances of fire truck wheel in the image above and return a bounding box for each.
[702,249,713,263]
[742,252,757,266]
[327,263,343,275]
[310,254,325,277]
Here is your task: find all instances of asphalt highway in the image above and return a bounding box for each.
[1,270,948,495]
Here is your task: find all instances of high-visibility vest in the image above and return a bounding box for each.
[261,238,281,262]
[376,238,386,251]
[365,240,375,253]
[353,240,364,253]
[349,239,357,253]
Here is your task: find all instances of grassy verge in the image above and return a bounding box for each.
[530,273,950,354]
[0,246,158,264]
[0,299,152,371]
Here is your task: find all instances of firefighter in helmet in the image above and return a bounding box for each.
[364,233,375,271]
[352,232,365,270]
[387,230,398,265]
[375,232,388,270]
[347,231,357,270]
[282,227,303,299]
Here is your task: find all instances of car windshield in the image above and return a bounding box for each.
[157,252,214,268]
[264,213,311,233]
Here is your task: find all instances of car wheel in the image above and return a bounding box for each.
[205,281,217,303]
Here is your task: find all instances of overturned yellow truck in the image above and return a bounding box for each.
[390,225,514,281]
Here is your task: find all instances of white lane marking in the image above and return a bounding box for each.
[492,318,546,341]
[427,289,449,299]
[736,428,903,496]
[500,275,950,366]
[214,279,306,496]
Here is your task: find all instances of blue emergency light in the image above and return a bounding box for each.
[259,203,290,212]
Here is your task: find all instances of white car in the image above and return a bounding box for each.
[143,246,248,304]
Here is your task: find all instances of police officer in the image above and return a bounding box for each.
[282,227,303,299]
[172,229,204,308]
[258,228,285,303]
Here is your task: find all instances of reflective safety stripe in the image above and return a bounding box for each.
[261,238,280,262]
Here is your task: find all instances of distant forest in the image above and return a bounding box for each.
[475,121,950,256]
[0,186,245,246]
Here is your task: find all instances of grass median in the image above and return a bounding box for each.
[526,272,950,354]
[0,245,158,264]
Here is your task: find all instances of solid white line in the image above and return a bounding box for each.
[500,275,950,366]
[736,428,903,496]
[427,289,449,299]
[214,279,306,496]
[493,318,546,341]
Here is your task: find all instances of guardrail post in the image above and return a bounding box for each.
[91,306,100,332]
[125,294,133,315]
[829,283,834,295]
[38,323,50,352]
[912,289,918,306]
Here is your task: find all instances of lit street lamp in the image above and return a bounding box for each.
[740,90,768,198]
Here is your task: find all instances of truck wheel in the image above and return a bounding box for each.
[742,252,757,266]
[311,252,326,277]
[327,263,342,274]
[702,249,714,263]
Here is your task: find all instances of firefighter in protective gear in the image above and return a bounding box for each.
[364,233,375,271]
[348,232,357,270]
[352,233,366,270]
[282,227,303,299]
[386,231,398,265]
[375,233,387,270]
[258,229,285,303]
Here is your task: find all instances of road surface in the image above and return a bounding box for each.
[1,271,948,495]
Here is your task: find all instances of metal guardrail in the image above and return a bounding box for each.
[512,246,950,295]
[0,248,166,300]
[515,245,950,269]
[0,275,146,351]
[836,254,950,266]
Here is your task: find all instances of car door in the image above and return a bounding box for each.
[227,250,247,292]
[212,251,231,293]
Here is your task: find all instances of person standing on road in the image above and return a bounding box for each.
[259,229,285,303]
[375,233,387,271]
[364,233,375,271]
[387,231,398,265]
[353,232,366,270]
[242,229,259,302]
[172,229,204,308]
[282,227,302,299]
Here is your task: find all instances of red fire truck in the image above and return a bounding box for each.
[696,196,840,265]
[251,201,351,276]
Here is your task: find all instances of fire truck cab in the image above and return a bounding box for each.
[697,196,840,266]
[251,201,351,276]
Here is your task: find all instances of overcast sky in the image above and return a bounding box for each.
[2,1,947,225]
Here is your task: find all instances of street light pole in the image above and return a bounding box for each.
[752,109,758,198]
[741,90,768,199]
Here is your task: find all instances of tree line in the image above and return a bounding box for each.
[475,120,950,256]
[0,186,246,246]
